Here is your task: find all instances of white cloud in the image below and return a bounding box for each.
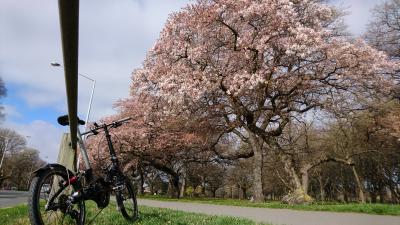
[332,0,382,35]
[3,104,22,119]
[4,119,67,163]
[18,88,64,108]
[0,0,190,121]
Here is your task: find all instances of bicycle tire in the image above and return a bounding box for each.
[116,178,138,221]
[28,167,85,225]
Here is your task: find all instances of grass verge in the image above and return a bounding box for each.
[0,202,267,225]
[139,195,400,216]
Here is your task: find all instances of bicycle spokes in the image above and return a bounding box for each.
[38,173,81,225]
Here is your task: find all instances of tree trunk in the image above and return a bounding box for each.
[317,175,325,201]
[379,191,385,203]
[344,192,349,203]
[179,170,186,198]
[248,132,264,202]
[201,176,206,196]
[139,170,145,195]
[281,154,301,191]
[351,165,366,203]
[150,182,154,195]
[167,175,180,198]
[280,155,313,204]
[371,193,377,203]
[387,185,400,203]
[0,175,9,188]
[301,169,309,195]
[291,168,302,191]
[242,187,247,199]
[320,187,326,202]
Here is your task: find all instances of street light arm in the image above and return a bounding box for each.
[84,80,96,130]
[78,73,95,82]
[51,62,95,82]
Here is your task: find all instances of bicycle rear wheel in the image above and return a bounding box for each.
[116,178,138,221]
[28,167,85,225]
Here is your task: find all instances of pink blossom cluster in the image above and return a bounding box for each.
[133,0,396,109]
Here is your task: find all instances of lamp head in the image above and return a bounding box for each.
[50,62,61,67]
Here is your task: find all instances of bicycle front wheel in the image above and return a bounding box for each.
[116,178,138,221]
[28,167,85,225]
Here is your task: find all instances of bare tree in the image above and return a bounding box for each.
[2,148,44,190]
[0,128,27,156]
[225,159,253,199]
[365,0,400,59]
[0,129,27,187]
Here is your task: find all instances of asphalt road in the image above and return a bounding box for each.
[138,199,400,225]
[0,191,29,208]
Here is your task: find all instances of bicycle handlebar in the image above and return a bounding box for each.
[81,117,132,136]
[115,117,132,124]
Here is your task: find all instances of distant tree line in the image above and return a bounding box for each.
[0,77,45,190]
[0,129,45,190]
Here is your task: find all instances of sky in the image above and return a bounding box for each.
[0,0,385,163]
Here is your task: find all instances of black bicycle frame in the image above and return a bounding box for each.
[103,125,119,166]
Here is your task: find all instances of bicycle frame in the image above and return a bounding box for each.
[76,129,91,171]
[76,117,130,173]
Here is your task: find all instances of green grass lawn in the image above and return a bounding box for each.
[140,195,400,216]
[0,202,267,225]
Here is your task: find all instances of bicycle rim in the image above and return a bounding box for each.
[35,171,84,225]
[116,179,138,221]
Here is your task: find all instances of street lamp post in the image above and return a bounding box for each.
[0,137,9,170]
[51,62,96,132]
[51,62,96,170]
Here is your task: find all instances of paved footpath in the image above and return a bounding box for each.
[0,191,29,208]
[138,199,400,225]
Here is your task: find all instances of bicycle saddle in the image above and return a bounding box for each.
[57,115,86,126]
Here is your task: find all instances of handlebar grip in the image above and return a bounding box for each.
[116,117,132,124]
[111,117,132,128]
